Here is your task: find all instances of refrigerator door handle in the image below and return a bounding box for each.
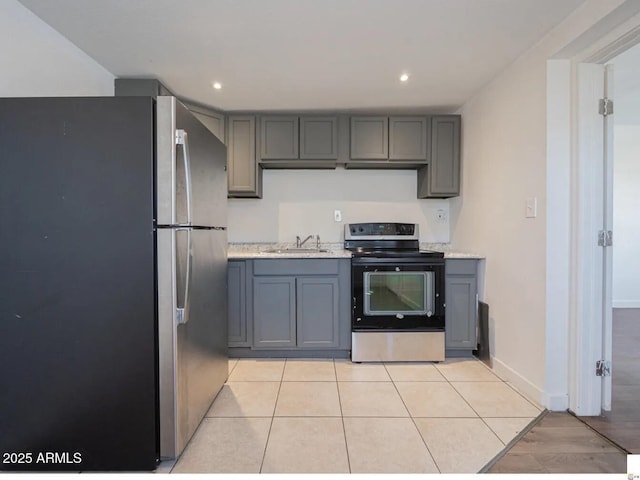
[176,129,193,226]
[176,227,193,325]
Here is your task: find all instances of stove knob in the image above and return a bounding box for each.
[395,267,400,272]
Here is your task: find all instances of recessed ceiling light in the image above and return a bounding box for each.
[400,73,409,82]
[212,81,222,90]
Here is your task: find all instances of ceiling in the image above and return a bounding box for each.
[19,0,586,112]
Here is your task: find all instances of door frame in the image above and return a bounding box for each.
[546,10,640,415]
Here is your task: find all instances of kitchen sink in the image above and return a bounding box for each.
[262,248,330,254]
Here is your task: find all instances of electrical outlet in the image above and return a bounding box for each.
[436,209,447,224]
[334,210,342,222]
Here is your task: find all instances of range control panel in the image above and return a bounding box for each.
[346,222,418,239]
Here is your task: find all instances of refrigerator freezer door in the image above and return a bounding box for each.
[158,228,228,459]
[157,97,228,228]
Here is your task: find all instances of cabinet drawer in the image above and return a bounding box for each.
[446,259,478,275]
[253,259,339,276]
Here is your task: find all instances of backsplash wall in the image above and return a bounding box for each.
[228,169,450,243]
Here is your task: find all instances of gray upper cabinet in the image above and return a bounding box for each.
[114,78,174,97]
[418,115,461,198]
[299,117,338,160]
[186,103,226,144]
[445,259,478,353]
[389,116,428,162]
[349,116,428,167]
[227,115,262,198]
[259,115,338,168]
[260,116,299,160]
[350,116,388,160]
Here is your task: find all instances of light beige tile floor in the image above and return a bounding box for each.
[171,357,541,474]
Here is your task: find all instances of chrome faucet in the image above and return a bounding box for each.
[296,235,314,248]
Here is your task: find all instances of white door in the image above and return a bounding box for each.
[601,64,614,412]
[571,63,614,415]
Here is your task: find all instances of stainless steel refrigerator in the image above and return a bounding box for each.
[0,96,228,471]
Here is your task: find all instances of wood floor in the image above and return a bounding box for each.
[579,308,640,454]
[487,308,638,473]
[486,412,627,473]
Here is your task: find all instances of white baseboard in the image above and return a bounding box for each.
[491,357,545,407]
[542,392,569,411]
[612,300,640,308]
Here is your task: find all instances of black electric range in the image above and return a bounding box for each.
[344,222,446,362]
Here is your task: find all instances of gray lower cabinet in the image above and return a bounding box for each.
[227,115,262,198]
[253,275,340,349]
[253,276,297,348]
[445,259,478,354]
[418,115,461,198]
[296,277,340,348]
[232,258,350,352]
[228,261,249,347]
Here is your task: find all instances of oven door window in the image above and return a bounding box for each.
[364,271,434,316]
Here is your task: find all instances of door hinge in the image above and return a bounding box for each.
[176,129,186,145]
[596,360,611,377]
[597,230,613,247]
[599,98,614,116]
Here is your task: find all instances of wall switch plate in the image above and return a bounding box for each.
[526,197,537,218]
[334,209,342,222]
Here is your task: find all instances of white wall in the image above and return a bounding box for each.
[450,0,630,404]
[0,0,113,96]
[229,169,450,244]
[611,42,640,308]
[613,125,640,307]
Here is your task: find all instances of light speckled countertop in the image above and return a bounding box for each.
[228,243,484,259]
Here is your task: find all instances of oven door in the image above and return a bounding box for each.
[352,259,445,330]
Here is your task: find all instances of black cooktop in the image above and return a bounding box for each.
[344,222,445,259]
[348,248,444,258]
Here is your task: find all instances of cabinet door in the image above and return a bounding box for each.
[296,277,340,348]
[228,261,249,347]
[445,275,477,349]
[228,116,261,198]
[350,116,388,159]
[429,115,460,196]
[253,276,296,348]
[260,116,299,159]
[299,117,338,160]
[389,116,427,161]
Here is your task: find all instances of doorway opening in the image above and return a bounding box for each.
[578,43,640,454]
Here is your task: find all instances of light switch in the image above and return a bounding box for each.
[526,197,537,218]
[334,210,342,222]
